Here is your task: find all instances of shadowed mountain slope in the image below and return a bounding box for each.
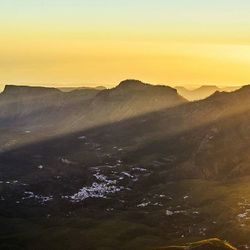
[1,84,250,181]
[0,80,186,132]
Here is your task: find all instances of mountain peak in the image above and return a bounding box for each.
[117,79,148,89]
[116,79,178,94]
[2,85,61,96]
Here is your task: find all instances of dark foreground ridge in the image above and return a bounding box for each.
[156,238,237,250]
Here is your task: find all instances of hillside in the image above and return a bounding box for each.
[156,238,237,250]
[0,80,186,132]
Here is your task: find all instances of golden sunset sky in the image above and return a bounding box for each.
[0,0,250,89]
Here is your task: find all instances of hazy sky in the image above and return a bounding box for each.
[0,0,250,89]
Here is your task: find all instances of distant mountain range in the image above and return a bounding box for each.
[0,80,186,133]
[1,79,250,249]
[59,85,107,92]
[0,80,250,180]
[2,79,250,179]
[176,85,240,101]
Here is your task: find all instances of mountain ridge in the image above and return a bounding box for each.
[176,85,241,101]
[1,80,250,249]
[0,80,186,132]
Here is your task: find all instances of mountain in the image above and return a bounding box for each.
[176,85,220,101]
[2,82,250,186]
[88,84,250,179]
[0,80,186,133]
[0,85,63,129]
[176,85,240,101]
[88,80,186,125]
[1,80,250,249]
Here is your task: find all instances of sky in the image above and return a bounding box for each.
[0,0,250,89]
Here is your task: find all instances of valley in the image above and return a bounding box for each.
[0,80,250,249]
